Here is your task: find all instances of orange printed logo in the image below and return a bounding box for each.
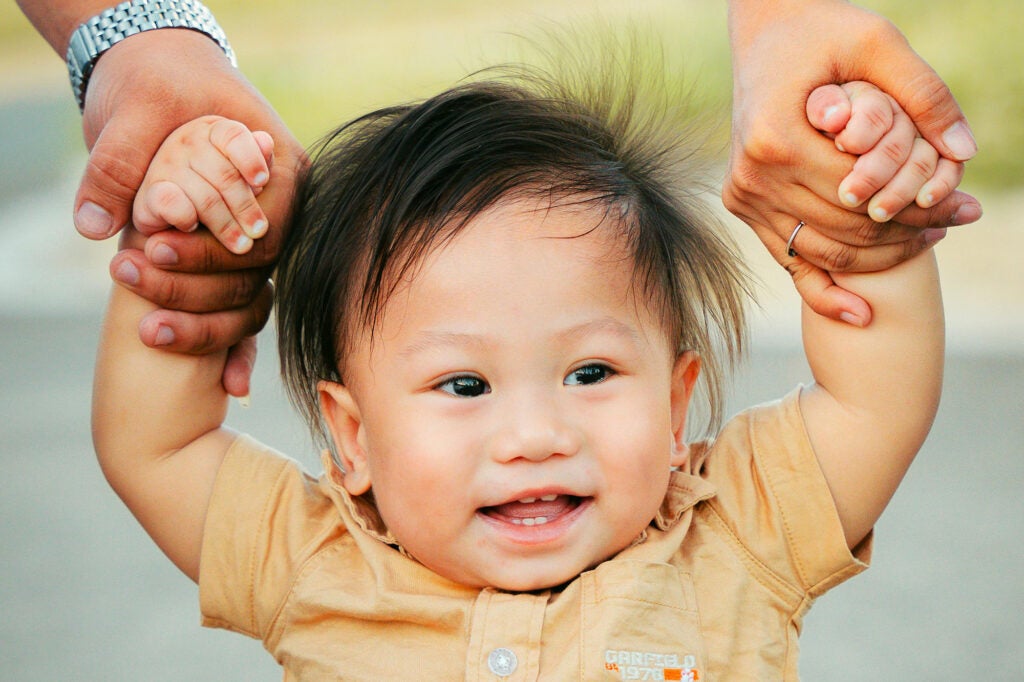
[603,650,699,681]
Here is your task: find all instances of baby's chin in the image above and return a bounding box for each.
[419,547,625,593]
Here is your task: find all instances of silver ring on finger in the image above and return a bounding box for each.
[786,220,805,258]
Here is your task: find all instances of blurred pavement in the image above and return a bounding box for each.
[1,90,1022,681]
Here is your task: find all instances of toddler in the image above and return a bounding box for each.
[96,57,950,679]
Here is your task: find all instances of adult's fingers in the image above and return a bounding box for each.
[136,281,273,354]
[140,223,282,273]
[852,18,977,161]
[747,218,873,326]
[74,122,156,240]
[777,217,947,273]
[110,247,270,313]
[222,336,258,398]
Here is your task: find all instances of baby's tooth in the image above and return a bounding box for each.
[540,494,558,502]
[518,497,537,504]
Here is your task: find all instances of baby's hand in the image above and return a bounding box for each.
[807,82,963,223]
[133,115,274,255]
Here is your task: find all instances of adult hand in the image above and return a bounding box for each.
[79,29,305,394]
[724,0,982,323]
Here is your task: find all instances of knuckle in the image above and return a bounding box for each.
[86,146,145,202]
[215,163,244,189]
[896,71,956,122]
[192,324,218,355]
[853,220,885,245]
[879,139,907,165]
[157,274,188,309]
[741,120,798,167]
[820,242,858,271]
[228,274,263,308]
[211,118,249,147]
[195,190,222,217]
[854,14,905,53]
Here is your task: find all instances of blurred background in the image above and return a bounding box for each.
[1,0,1021,679]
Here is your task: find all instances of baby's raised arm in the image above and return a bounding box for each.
[796,86,949,549]
[92,117,275,581]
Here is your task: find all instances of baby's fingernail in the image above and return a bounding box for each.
[952,202,983,225]
[113,259,140,285]
[253,171,269,187]
[835,141,846,153]
[250,219,268,238]
[917,190,935,208]
[150,243,178,265]
[154,325,175,346]
[941,121,978,160]
[923,228,947,246]
[840,191,860,207]
[234,234,253,253]
[840,311,867,327]
[76,201,116,238]
[869,206,891,222]
[823,105,840,126]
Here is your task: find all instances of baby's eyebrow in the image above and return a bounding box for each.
[398,330,490,359]
[553,317,643,345]
[399,317,643,360]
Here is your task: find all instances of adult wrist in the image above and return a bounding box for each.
[65,0,237,112]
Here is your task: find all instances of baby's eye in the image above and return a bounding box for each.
[564,364,614,386]
[436,375,490,398]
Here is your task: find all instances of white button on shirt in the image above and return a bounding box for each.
[487,647,518,677]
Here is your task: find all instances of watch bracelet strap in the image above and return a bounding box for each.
[66,0,237,112]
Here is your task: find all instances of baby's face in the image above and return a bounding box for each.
[322,198,698,591]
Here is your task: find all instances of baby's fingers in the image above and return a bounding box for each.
[865,137,938,222]
[833,82,894,155]
[916,157,965,209]
[134,180,198,234]
[209,118,272,190]
[838,101,916,209]
[188,145,269,254]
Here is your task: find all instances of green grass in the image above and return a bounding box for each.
[4,0,1019,189]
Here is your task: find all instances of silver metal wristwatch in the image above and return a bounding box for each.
[66,0,237,112]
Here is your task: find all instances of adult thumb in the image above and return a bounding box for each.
[73,116,156,240]
[867,38,977,162]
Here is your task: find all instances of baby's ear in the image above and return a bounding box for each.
[670,351,701,468]
[318,381,372,495]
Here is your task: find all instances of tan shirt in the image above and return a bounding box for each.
[199,388,869,681]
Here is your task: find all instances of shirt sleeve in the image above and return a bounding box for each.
[198,435,344,639]
[700,388,871,597]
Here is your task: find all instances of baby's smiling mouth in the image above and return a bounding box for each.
[481,495,584,526]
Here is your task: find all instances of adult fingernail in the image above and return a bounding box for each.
[154,325,175,346]
[952,202,983,225]
[75,201,115,238]
[840,311,867,327]
[150,243,178,265]
[942,121,978,160]
[113,259,140,285]
[923,228,947,246]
